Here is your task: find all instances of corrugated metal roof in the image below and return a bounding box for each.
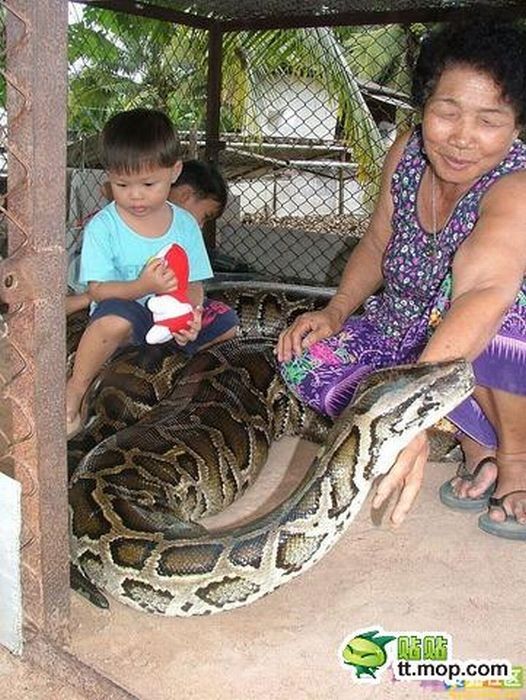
[78,0,526,29]
[178,0,522,21]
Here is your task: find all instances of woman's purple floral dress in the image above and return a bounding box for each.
[279,127,526,447]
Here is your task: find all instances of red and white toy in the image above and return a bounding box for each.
[145,243,194,344]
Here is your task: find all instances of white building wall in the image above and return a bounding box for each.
[250,75,337,141]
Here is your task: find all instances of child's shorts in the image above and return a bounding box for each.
[89,298,239,355]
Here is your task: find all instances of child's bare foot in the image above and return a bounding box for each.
[66,379,88,437]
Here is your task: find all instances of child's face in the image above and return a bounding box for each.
[108,163,181,219]
[169,186,221,228]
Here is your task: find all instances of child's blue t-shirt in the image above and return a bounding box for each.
[78,201,213,302]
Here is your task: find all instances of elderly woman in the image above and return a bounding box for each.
[276,18,526,541]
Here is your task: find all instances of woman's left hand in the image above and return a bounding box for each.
[371,432,429,526]
[172,305,203,346]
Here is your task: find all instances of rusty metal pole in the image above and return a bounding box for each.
[203,22,224,251]
[0,0,69,646]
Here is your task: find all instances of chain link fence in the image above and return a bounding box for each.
[0,4,6,263]
[65,4,424,290]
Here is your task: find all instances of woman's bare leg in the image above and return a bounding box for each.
[474,386,526,524]
[448,386,498,500]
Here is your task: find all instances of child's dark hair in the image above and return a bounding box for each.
[412,18,526,125]
[101,108,180,173]
[174,160,228,215]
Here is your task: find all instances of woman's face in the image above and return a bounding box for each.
[422,64,520,187]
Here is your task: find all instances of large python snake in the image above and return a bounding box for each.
[67,283,474,616]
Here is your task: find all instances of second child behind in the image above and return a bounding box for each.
[167,158,228,228]
[66,108,237,436]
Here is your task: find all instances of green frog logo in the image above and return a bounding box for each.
[341,629,396,680]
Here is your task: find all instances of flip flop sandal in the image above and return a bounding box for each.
[478,490,526,541]
[438,456,497,512]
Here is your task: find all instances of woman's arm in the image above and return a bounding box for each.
[276,131,411,361]
[374,169,526,525]
[419,170,526,363]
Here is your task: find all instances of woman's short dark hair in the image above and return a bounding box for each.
[101,108,180,173]
[174,160,228,215]
[412,18,526,125]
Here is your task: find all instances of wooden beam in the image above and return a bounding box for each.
[71,0,214,30]
[72,1,526,32]
[220,5,526,31]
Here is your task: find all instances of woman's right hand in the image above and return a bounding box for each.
[276,308,343,362]
[140,258,177,295]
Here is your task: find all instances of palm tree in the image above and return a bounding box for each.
[68,7,209,134]
[67,8,419,190]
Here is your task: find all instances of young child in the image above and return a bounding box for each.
[65,160,228,315]
[169,159,228,228]
[66,109,237,436]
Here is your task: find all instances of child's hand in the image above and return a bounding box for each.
[65,291,91,316]
[140,258,178,295]
[171,305,203,346]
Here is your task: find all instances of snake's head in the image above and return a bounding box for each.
[350,359,474,467]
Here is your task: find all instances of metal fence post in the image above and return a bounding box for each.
[203,22,224,251]
[1,0,70,646]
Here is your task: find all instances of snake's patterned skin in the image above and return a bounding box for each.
[67,284,472,616]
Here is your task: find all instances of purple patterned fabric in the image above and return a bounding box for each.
[279,127,526,446]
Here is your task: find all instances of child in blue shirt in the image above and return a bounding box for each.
[66,109,237,436]
[65,159,229,315]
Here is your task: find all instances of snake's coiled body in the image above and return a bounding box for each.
[67,285,473,616]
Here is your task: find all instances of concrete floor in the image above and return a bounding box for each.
[2,438,525,700]
[0,651,85,700]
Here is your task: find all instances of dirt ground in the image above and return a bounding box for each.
[2,438,525,700]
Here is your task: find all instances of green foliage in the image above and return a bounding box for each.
[67,8,419,189]
[68,8,208,136]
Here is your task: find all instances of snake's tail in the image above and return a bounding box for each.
[70,563,110,609]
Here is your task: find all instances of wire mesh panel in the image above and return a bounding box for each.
[0,8,5,261]
[215,24,421,286]
[66,4,211,287]
[66,5,425,289]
